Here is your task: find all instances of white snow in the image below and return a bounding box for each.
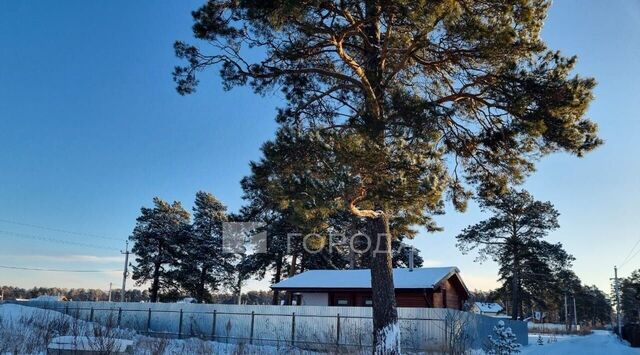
[485,320,521,355]
[48,336,133,352]
[31,295,64,302]
[474,302,503,313]
[0,303,326,354]
[519,330,640,355]
[3,303,638,355]
[176,297,198,304]
[272,267,460,289]
[374,322,401,354]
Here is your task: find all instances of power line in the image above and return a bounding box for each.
[0,218,122,242]
[0,229,120,251]
[620,236,640,268]
[0,265,119,273]
[621,245,640,269]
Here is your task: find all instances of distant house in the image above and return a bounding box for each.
[470,302,504,316]
[271,267,470,309]
[32,295,68,302]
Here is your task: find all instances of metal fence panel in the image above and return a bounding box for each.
[20,301,527,350]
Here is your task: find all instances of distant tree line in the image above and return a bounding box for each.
[0,286,148,302]
[0,285,274,305]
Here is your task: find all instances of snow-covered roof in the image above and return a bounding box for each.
[32,295,63,302]
[474,302,503,313]
[272,267,462,290]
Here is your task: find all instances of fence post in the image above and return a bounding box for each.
[250,311,255,344]
[336,313,341,345]
[291,312,296,346]
[211,310,217,341]
[89,307,94,322]
[146,308,152,334]
[117,307,122,328]
[178,309,184,339]
[64,304,69,315]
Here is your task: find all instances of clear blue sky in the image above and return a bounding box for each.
[0,1,638,294]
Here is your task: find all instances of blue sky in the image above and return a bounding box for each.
[0,1,638,294]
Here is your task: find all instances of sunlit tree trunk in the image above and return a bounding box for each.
[369,213,400,354]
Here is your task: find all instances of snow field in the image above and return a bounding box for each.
[0,304,321,355]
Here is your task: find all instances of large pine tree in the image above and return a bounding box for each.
[175,1,602,351]
[130,197,191,302]
[177,191,233,302]
[456,189,572,320]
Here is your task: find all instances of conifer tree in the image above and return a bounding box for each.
[485,320,521,355]
[178,191,233,302]
[456,189,572,320]
[130,197,191,302]
[621,270,640,324]
[240,152,426,278]
[175,1,602,350]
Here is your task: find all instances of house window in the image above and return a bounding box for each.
[337,298,349,306]
[364,299,373,306]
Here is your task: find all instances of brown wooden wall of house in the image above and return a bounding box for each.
[396,291,428,308]
[431,276,467,310]
[283,274,469,310]
[325,286,463,309]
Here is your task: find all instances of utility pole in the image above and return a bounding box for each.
[614,265,622,336]
[564,292,569,332]
[573,295,578,330]
[108,282,112,302]
[408,246,415,271]
[121,241,130,303]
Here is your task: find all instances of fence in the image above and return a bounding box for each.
[528,322,580,333]
[19,301,527,351]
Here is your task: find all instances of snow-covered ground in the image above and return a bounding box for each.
[0,303,320,354]
[522,331,640,355]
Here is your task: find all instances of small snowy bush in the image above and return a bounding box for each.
[484,320,520,355]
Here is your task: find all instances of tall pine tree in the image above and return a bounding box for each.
[175,1,602,350]
[130,197,190,302]
[456,190,572,319]
[178,191,233,302]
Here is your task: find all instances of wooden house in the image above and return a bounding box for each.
[271,266,470,309]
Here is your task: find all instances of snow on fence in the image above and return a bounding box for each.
[21,301,527,351]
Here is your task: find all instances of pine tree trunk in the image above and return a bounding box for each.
[289,254,297,276]
[151,261,161,303]
[272,252,283,305]
[198,266,208,302]
[511,266,520,320]
[236,277,242,305]
[369,213,400,354]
